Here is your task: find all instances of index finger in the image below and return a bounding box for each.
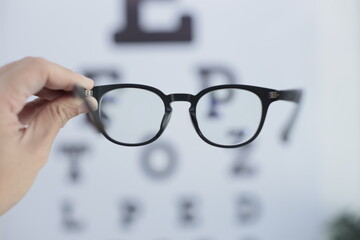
[0,57,94,115]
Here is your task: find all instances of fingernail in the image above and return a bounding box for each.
[78,101,89,114]
[72,98,87,114]
[85,77,94,86]
[78,97,98,114]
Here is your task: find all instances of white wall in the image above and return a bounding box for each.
[317,0,360,221]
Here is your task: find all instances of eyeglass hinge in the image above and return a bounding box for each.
[269,91,279,99]
[85,90,93,96]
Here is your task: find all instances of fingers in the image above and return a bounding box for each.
[18,88,72,125]
[18,93,98,126]
[35,88,66,101]
[22,94,90,148]
[18,98,49,125]
[0,57,94,116]
[0,61,16,75]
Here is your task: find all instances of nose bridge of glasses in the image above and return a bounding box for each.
[168,93,195,103]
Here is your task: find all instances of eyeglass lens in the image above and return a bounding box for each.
[100,88,165,144]
[196,89,262,145]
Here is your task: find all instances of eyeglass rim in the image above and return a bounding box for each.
[90,83,276,148]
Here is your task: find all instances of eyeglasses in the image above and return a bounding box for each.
[74,84,302,148]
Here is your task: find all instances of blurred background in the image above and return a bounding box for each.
[0,0,359,239]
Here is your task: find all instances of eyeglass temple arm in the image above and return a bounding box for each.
[72,85,104,133]
[276,89,303,142]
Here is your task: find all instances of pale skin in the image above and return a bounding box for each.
[0,57,95,215]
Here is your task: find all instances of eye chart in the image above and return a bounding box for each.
[1,0,351,240]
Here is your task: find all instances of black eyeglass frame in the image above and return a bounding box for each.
[75,84,302,148]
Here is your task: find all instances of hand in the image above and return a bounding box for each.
[0,57,94,215]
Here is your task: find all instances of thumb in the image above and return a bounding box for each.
[25,94,87,148]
